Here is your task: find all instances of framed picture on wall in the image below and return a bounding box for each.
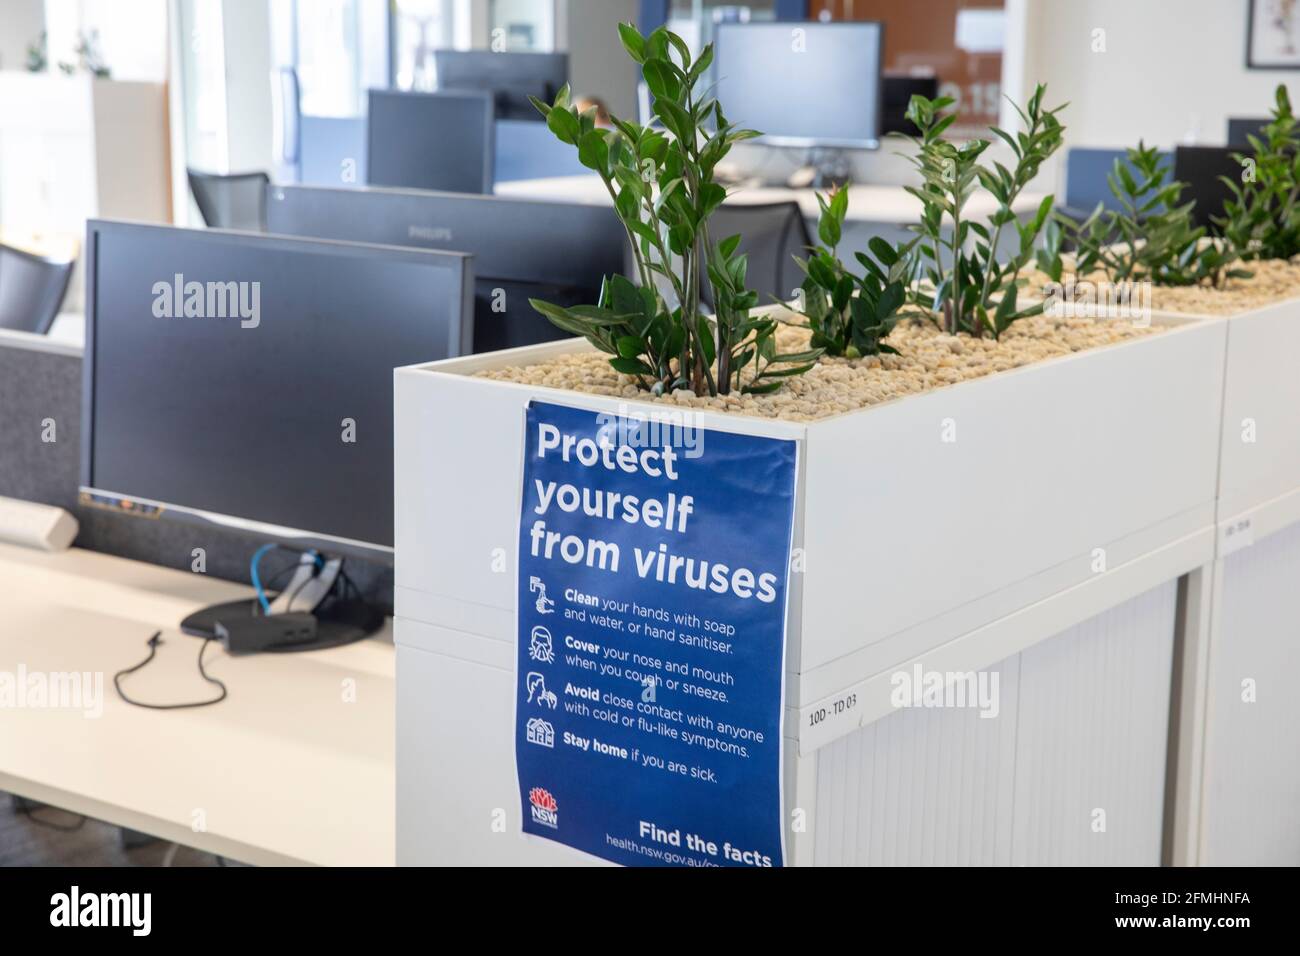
[1248,0,1300,68]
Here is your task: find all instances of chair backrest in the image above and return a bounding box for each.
[1063,147,1172,215]
[187,169,271,230]
[1173,145,1243,230]
[0,243,76,334]
[701,201,812,309]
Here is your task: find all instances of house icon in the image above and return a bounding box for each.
[526,717,554,748]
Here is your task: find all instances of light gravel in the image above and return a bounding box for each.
[476,308,1159,422]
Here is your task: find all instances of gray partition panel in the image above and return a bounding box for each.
[0,337,392,609]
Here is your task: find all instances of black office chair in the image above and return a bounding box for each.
[701,201,812,309]
[187,169,270,231]
[0,242,76,335]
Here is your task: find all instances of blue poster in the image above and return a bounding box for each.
[515,400,796,867]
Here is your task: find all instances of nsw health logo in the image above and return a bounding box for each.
[529,787,558,828]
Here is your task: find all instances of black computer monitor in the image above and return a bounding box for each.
[1173,145,1249,230]
[1227,117,1270,148]
[265,183,626,354]
[713,21,884,148]
[881,75,939,136]
[366,89,494,193]
[431,50,568,121]
[80,220,474,562]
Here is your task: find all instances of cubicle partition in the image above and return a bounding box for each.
[0,329,394,603]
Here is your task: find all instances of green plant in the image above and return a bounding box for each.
[1218,84,1300,261]
[1067,142,1248,287]
[25,32,47,72]
[528,24,819,396]
[794,186,913,358]
[900,84,1064,338]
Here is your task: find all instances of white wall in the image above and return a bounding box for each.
[221,0,274,173]
[0,0,44,71]
[1025,0,1284,151]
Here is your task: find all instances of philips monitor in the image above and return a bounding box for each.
[266,183,626,353]
[431,50,568,121]
[80,220,474,562]
[713,21,884,148]
[366,89,494,194]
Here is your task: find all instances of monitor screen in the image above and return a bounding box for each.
[713,21,883,149]
[367,89,495,194]
[431,50,568,121]
[81,221,473,558]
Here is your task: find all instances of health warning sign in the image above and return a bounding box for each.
[515,400,796,867]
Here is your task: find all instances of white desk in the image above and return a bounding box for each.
[0,542,394,866]
[495,174,1045,228]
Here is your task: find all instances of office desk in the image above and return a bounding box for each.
[495,173,1044,227]
[0,542,394,866]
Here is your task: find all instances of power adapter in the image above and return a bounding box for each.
[214,612,318,655]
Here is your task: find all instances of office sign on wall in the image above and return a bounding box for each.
[515,400,796,867]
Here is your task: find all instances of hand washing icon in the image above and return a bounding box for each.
[529,576,555,614]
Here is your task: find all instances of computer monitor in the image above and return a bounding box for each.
[80,220,474,563]
[881,75,939,136]
[1227,117,1270,148]
[366,89,494,193]
[1173,145,1248,230]
[431,50,568,121]
[713,21,884,148]
[266,183,625,354]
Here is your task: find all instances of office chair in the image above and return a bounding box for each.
[187,169,271,231]
[1059,147,1173,224]
[0,242,76,335]
[1174,146,1245,231]
[701,201,813,309]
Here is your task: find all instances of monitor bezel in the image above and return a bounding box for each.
[79,219,475,564]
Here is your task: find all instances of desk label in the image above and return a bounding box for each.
[515,400,796,867]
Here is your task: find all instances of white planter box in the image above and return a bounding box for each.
[394,311,1226,865]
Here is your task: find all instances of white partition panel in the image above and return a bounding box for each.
[1012,581,1176,866]
[811,583,1176,867]
[1202,522,1300,866]
[812,660,1020,866]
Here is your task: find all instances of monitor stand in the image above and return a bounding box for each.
[180,556,384,652]
[789,146,854,190]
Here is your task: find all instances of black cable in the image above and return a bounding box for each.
[113,631,228,710]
